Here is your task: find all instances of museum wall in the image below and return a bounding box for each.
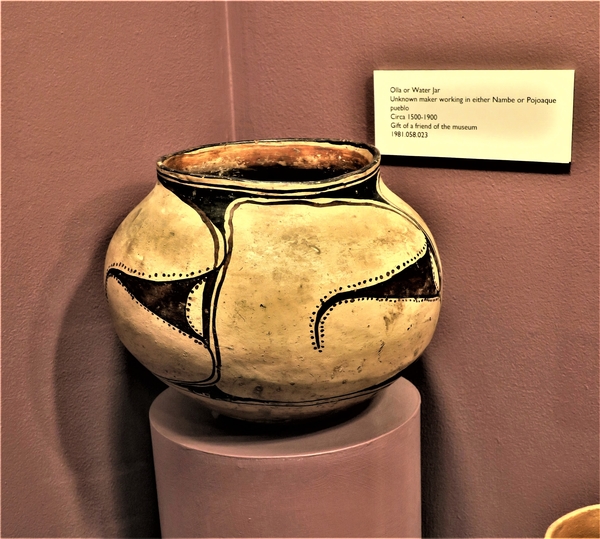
[1,3,232,537]
[2,2,598,538]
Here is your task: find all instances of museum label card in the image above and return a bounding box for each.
[374,70,574,163]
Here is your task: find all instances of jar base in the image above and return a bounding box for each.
[167,383,378,423]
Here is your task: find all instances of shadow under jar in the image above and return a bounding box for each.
[105,139,442,422]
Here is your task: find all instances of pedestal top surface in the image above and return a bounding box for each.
[149,377,420,458]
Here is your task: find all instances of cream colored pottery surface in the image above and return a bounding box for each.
[105,139,442,421]
[545,505,600,538]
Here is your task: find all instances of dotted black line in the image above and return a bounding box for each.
[186,279,209,335]
[310,242,428,351]
[311,296,439,352]
[107,274,209,350]
[107,261,214,279]
[312,241,428,309]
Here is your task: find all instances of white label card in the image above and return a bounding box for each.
[374,70,574,163]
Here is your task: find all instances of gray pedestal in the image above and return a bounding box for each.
[150,377,421,538]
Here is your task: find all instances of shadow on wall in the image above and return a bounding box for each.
[403,355,469,539]
[50,184,165,537]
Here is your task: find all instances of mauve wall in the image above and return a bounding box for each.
[2,3,231,537]
[2,2,598,538]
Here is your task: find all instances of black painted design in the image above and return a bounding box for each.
[106,261,149,277]
[149,188,442,361]
[107,272,219,385]
[186,283,205,337]
[311,240,439,350]
[106,261,214,280]
[106,268,216,340]
[111,162,442,405]
[158,170,381,235]
[160,364,408,408]
[106,274,211,351]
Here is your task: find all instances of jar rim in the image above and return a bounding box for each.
[156,138,381,193]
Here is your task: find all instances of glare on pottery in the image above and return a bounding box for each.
[105,139,442,421]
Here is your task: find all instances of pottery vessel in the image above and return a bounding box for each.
[545,505,599,538]
[105,139,442,421]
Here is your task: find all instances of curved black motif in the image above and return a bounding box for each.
[160,367,406,408]
[156,173,387,368]
[158,170,382,234]
[151,167,441,404]
[106,267,221,363]
[310,240,440,350]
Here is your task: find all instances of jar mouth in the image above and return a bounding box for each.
[157,139,380,192]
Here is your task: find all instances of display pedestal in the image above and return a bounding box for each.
[149,378,421,538]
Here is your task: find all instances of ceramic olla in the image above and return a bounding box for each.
[105,139,442,421]
[545,505,600,538]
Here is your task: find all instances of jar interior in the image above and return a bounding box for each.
[160,141,374,182]
[547,507,600,538]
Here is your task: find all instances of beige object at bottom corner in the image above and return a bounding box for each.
[545,505,600,538]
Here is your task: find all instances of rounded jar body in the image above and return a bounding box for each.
[105,139,442,421]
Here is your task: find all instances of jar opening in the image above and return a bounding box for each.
[158,139,378,185]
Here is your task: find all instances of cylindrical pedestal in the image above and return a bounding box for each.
[150,378,421,538]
